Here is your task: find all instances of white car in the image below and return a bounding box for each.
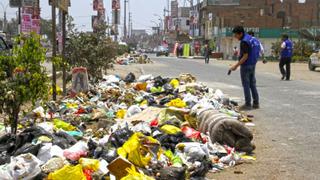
[309,51,320,71]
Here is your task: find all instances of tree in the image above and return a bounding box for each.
[65,24,117,80]
[40,18,53,40]
[0,33,49,134]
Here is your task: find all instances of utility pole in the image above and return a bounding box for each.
[51,0,57,100]
[124,0,128,39]
[62,11,67,96]
[128,12,132,38]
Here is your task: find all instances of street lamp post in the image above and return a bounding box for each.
[0,2,9,32]
[153,14,163,32]
[151,20,160,35]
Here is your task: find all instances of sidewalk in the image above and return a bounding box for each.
[206,59,320,83]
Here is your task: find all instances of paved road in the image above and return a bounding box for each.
[142,56,320,179]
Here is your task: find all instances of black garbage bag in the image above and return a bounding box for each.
[157,167,186,180]
[156,132,192,152]
[159,97,173,106]
[154,76,166,87]
[0,134,16,153]
[144,95,157,106]
[0,151,10,165]
[94,147,118,163]
[109,126,133,148]
[52,131,77,149]
[88,139,98,157]
[163,83,174,94]
[13,143,42,156]
[124,72,136,83]
[188,159,211,178]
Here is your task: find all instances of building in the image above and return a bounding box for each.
[200,0,320,57]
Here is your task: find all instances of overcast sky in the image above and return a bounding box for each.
[0,0,189,33]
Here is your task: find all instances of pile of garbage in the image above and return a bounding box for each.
[116,54,153,65]
[0,73,256,179]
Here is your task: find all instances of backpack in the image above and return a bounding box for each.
[250,37,261,60]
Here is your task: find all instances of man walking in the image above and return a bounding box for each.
[279,34,293,80]
[230,26,259,110]
[204,44,211,64]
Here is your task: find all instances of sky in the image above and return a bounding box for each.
[0,0,188,34]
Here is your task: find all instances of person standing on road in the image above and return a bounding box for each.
[279,34,293,80]
[204,44,211,64]
[229,26,260,110]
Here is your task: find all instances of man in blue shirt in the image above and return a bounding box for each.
[279,34,293,80]
[230,26,259,110]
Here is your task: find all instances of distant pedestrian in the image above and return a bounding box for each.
[279,34,293,80]
[230,26,260,110]
[248,31,265,59]
[204,44,211,64]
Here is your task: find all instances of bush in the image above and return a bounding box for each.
[65,25,117,80]
[292,55,309,63]
[118,44,129,55]
[0,33,49,134]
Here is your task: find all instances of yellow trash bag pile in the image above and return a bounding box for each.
[48,164,86,180]
[160,124,181,135]
[79,158,100,171]
[117,132,161,168]
[166,98,187,108]
[121,166,155,180]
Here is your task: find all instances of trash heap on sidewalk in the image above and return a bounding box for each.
[0,72,256,180]
[116,54,153,65]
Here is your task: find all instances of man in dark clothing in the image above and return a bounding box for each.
[230,26,260,110]
[279,34,293,80]
[204,44,211,64]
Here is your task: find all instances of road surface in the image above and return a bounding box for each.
[141,56,320,179]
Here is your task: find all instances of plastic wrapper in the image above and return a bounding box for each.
[116,109,127,119]
[169,79,180,89]
[48,164,86,180]
[126,105,142,118]
[117,132,160,168]
[124,72,136,83]
[181,126,206,143]
[13,143,42,156]
[157,167,186,180]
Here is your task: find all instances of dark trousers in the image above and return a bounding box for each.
[240,65,259,106]
[279,57,291,80]
[205,56,210,64]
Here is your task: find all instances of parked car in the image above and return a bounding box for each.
[309,50,320,71]
[154,46,169,57]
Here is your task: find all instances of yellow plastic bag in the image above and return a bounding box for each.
[53,119,76,131]
[160,124,181,135]
[48,164,86,180]
[79,158,100,172]
[66,102,78,109]
[121,166,155,180]
[117,132,160,168]
[169,79,180,89]
[116,109,127,119]
[166,98,187,108]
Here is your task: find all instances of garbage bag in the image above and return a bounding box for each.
[181,126,205,142]
[176,142,209,162]
[63,141,88,161]
[157,167,186,180]
[0,153,42,180]
[160,125,181,135]
[121,166,155,180]
[163,150,183,167]
[124,72,136,83]
[110,126,133,148]
[163,83,174,94]
[126,105,142,118]
[157,109,185,127]
[154,76,166,87]
[169,79,180,89]
[37,143,53,162]
[116,109,127,119]
[138,74,153,82]
[53,131,77,148]
[0,152,10,165]
[155,133,191,153]
[79,158,100,172]
[13,143,42,156]
[48,164,86,180]
[117,132,160,168]
[83,169,94,180]
[53,119,76,131]
[166,98,187,108]
[41,157,66,173]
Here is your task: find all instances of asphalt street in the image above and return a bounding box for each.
[142,56,320,179]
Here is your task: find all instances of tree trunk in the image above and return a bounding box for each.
[10,105,20,134]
